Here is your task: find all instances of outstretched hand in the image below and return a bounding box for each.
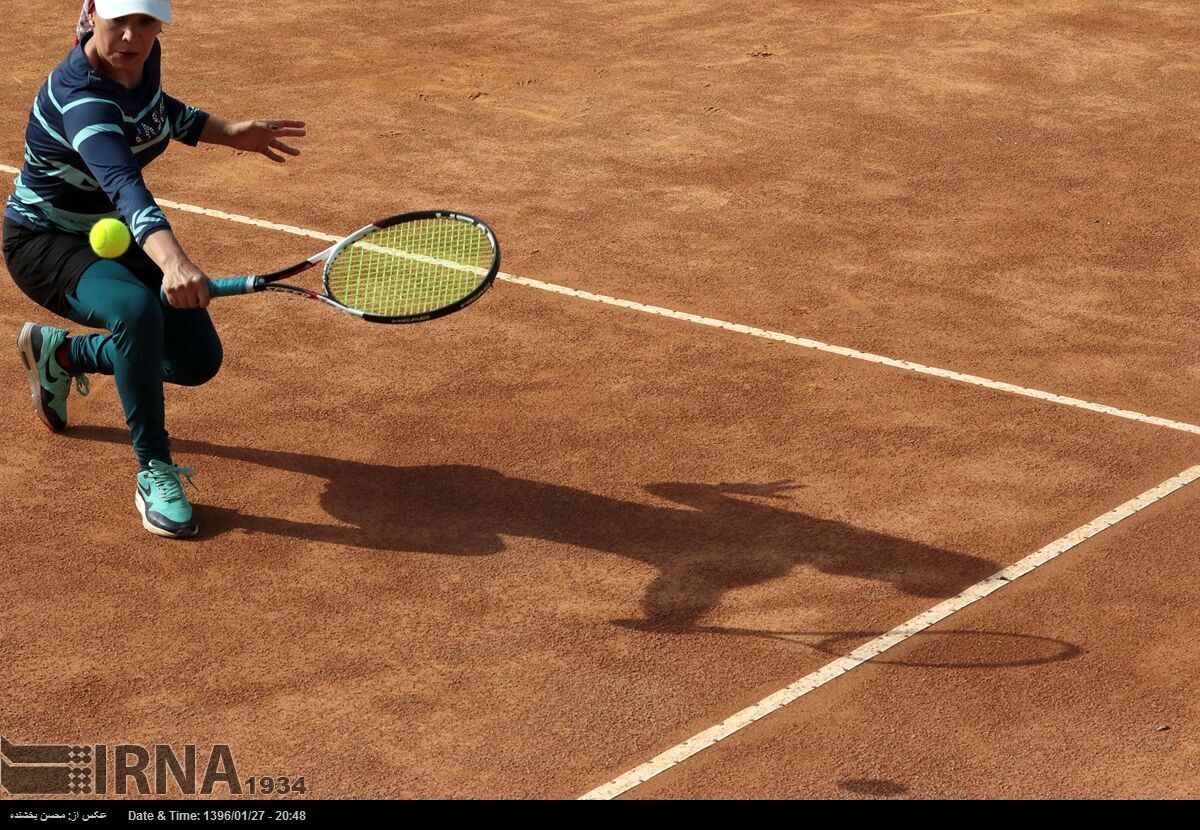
[225,119,307,163]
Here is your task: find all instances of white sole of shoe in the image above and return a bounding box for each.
[17,322,56,432]
[135,490,199,539]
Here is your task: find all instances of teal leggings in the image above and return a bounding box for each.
[63,259,222,468]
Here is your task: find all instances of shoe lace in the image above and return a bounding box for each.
[147,460,197,503]
[74,373,89,396]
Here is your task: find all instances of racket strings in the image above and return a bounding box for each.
[325,218,493,317]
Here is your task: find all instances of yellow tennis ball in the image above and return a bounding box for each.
[89,218,131,259]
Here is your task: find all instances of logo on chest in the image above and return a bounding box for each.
[133,102,165,145]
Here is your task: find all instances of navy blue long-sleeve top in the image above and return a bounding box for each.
[4,32,208,246]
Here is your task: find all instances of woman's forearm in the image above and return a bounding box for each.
[141,227,191,271]
[142,227,210,308]
[198,114,233,147]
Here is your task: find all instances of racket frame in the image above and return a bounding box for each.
[208,210,500,324]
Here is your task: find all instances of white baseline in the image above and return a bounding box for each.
[1,163,1196,436]
[581,462,1200,798]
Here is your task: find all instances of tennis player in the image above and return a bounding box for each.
[2,0,305,537]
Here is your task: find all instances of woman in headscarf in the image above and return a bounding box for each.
[3,0,306,537]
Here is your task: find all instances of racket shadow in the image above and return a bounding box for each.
[69,426,999,634]
[685,627,1083,669]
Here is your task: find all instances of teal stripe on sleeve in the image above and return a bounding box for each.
[71,123,125,151]
[132,90,163,122]
[31,101,73,149]
[62,96,124,116]
[12,174,45,205]
[41,159,101,191]
[44,71,63,111]
[128,204,169,240]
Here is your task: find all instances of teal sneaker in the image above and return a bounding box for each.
[135,460,199,538]
[17,322,88,432]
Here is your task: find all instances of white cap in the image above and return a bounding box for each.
[93,0,173,24]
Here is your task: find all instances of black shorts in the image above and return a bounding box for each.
[2,217,162,318]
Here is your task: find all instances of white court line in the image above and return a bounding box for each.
[580,462,1200,799]
[497,274,1200,436]
[5,171,1200,798]
[2,162,1197,435]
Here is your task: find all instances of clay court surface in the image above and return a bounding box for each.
[1,0,1198,799]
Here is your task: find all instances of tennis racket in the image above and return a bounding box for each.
[162,210,500,323]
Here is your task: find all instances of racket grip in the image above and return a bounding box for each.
[159,277,260,305]
[208,276,261,297]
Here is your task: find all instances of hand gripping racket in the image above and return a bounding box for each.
[163,211,499,323]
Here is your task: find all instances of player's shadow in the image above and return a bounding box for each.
[71,426,999,632]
